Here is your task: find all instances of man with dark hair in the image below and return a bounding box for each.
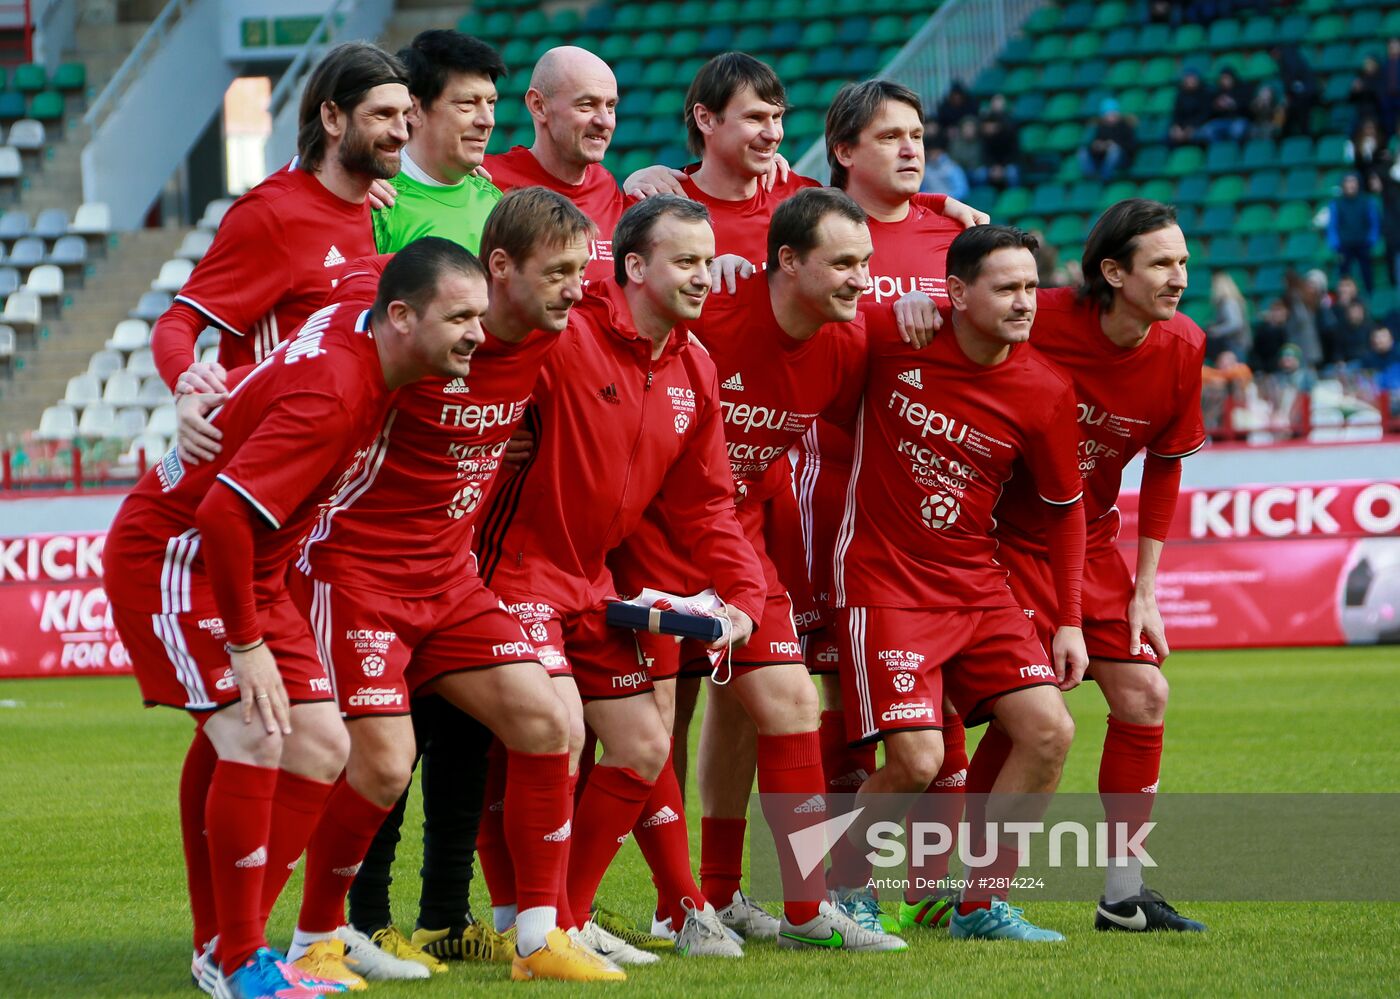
[372,29,506,254]
[977,199,1208,933]
[153,42,411,393]
[797,77,980,936]
[485,46,630,284]
[136,42,410,986]
[280,190,628,985]
[825,224,1087,944]
[475,195,764,960]
[106,236,489,999]
[609,188,905,952]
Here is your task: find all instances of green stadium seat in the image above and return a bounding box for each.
[1243,170,1282,203]
[765,21,802,51]
[1244,233,1282,265]
[801,20,838,47]
[1274,202,1316,233]
[580,5,613,31]
[1205,142,1239,174]
[52,62,85,94]
[1104,60,1140,89]
[1117,88,1148,118]
[1385,9,1400,37]
[837,16,872,44]
[1029,35,1067,64]
[1030,182,1069,217]
[1164,145,1205,177]
[1090,1,1128,31]
[1315,43,1355,73]
[1240,138,1276,170]
[1205,19,1241,51]
[774,51,811,79]
[481,11,512,36]
[500,37,532,65]
[1197,203,1237,236]
[12,63,44,93]
[698,25,735,54]
[1167,23,1205,55]
[1138,57,1176,89]
[994,187,1031,218]
[1238,52,1276,82]
[1348,9,1383,41]
[1208,236,1246,267]
[1066,33,1099,61]
[1174,174,1209,206]
[1315,135,1347,165]
[1059,3,1094,32]
[1205,175,1245,205]
[869,15,906,47]
[1070,60,1107,91]
[1045,122,1083,154]
[1175,206,1200,235]
[1132,24,1171,57]
[1236,204,1276,235]
[1311,14,1347,42]
[1011,92,1045,121]
[999,35,1035,66]
[1063,181,1099,213]
[732,24,768,50]
[1253,266,1286,298]
[1002,66,1039,95]
[1039,62,1073,91]
[1138,179,1174,204]
[1129,144,1168,180]
[1021,6,1061,35]
[614,59,644,89]
[1239,16,1277,48]
[1042,93,1080,123]
[516,9,548,36]
[0,91,26,120]
[1046,212,1087,247]
[1100,28,1135,59]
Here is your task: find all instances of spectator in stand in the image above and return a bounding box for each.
[1283,269,1326,369]
[1350,56,1384,130]
[949,116,983,178]
[1328,174,1382,294]
[1248,84,1283,140]
[1362,325,1400,379]
[1381,39,1400,134]
[1169,70,1213,146]
[1206,271,1250,359]
[1200,348,1253,433]
[1028,229,1070,287]
[1272,44,1319,137]
[1345,119,1388,186]
[1077,98,1136,181]
[1274,344,1318,427]
[935,81,977,130]
[1202,349,1254,390]
[1329,299,1376,370]
[972,93,1020,189]
[1200,67,1251,144]
[1376,152,1400,285]
[920,126,969,201]
[1252,298,1290,373]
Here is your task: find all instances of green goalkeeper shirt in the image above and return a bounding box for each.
[372,147,502,254]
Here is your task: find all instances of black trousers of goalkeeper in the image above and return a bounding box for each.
[348,694,494,933]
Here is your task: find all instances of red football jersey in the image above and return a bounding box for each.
[484,146,630,284]
[610,276,867,595]
[677,168,819,262]
[295,256,557,596]
[475,280,765,620]
[833,310,1083,609]
[104,300,393,616]
[174,162,375,368]
[795,194,963,604]
[996,286,1207,552]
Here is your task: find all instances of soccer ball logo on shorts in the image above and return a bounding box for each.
[891,671,916,693]
[529,621,549,643]
[361,654,386,678]
[920,491,961,530]
[447,481,483,520]
[674,413,690,435]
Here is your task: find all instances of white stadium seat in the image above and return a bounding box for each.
[2,289,40,328]
[0,208,29,239]
[63,372,101,407]
[139,375,171,404]
[151,257,194,293]
[131,290,171,322]
[87,348,123,383]
[33,208,68,240]
[198,198,234,231]
[176,229,214,261]
[0,323,13,359]
[115,406,149,438]
[7,118,45,152]
[102,369,141,405]
[126,347,158,380]
[77,402,118,438]
[106,318,150,352]
[0,146,21,183]
[124,432,167,465]
[195,326,220,349]
[146,403,178,438]
[70,202,111,237]
[36,404,76,440]
[24,263,64,300]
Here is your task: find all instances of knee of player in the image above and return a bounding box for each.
[888,736,944,790]
[617,715,671,781]
[513,696,571,756]
[1041,709,1075,761]
[242,728,285,768]
[350,753,412,808]
[1137,669,1170,721]
[302,715,352,774]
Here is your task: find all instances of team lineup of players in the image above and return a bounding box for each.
[105,28,1209,998]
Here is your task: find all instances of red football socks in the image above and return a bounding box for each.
[756,731,826,924]
[180,727,219,952]
[475,741,515,907]
[555,769,579,930]
[566,763,653,919]
[819,709,876,796]
[506,750,572,914]
[206,760,277,974]
[296,778,392,934]
[699,816,746,906]
[1099,716,1164,856]
[632,743,703,927]
[259,769,335,924]
[906,714,968,901]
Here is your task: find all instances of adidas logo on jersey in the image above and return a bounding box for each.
[235,846,268,869]
[897,368,924,389]
[323,245,346,268]
[597,383,621,405]
[794,795,827,814]
[721,372,745,391]
[642,806,681,828]
[544,820,572,842]
[444,377,470,395]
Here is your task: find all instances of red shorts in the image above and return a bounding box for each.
[998,539,1162,670]
[112,594,332,713]
[837,604,1057,743]
[288,572,540,719]
[653,589,802,680]
[501,598,651,701]
[802,623,843,676]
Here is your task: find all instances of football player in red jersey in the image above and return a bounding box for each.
[982,200,1208,933]
[799,79,979,933]
[281,190,627,985]
[152,42,411,394]
[106,239,489,998]
[484,46,630,284]
[825,225,1087,944]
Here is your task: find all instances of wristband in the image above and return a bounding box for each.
[225,638,265,654]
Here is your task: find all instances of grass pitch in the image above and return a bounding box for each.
[2,647,1397,997]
